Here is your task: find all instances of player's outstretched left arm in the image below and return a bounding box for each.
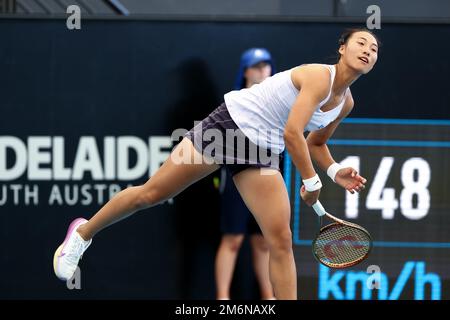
[306,91,367,194]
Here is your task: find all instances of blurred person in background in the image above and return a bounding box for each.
[214,48,276,300]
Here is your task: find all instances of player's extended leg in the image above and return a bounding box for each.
[54,137,220,280]
[77,137,220,239]
[233,168,296,300]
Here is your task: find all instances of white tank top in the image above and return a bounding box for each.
[224,64,347,154]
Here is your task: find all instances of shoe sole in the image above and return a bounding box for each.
[53,218,88,281]
[53,244,65,280]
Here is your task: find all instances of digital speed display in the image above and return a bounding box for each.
[285,118,450,300]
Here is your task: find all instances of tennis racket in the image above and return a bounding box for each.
[311,200,372,269]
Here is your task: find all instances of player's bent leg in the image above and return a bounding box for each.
[233,168,296,300]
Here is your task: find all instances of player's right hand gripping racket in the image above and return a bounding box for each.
[311,200,372,269]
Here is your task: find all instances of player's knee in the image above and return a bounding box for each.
[267,228,293,255]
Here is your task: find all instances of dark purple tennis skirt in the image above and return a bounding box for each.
[184,102,282,177]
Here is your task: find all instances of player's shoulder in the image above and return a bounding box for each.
[294,63,331,79]
[291,63,332,98]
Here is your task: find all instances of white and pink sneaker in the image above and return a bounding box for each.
[53,218,92,281]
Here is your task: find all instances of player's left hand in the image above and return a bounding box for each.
[335,167,367,194]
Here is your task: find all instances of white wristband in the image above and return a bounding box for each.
[302,174,322,192]
[327,163,344,182]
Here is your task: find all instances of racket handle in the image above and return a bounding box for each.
[312,200,327,216]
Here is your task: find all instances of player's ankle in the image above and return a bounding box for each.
[76,224,92,241]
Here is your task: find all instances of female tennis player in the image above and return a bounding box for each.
[53,28,378,300]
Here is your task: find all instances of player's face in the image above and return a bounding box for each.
[244,62,272,87]
[340,31,378,74]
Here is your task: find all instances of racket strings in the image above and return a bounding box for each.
[313,223,371,267]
